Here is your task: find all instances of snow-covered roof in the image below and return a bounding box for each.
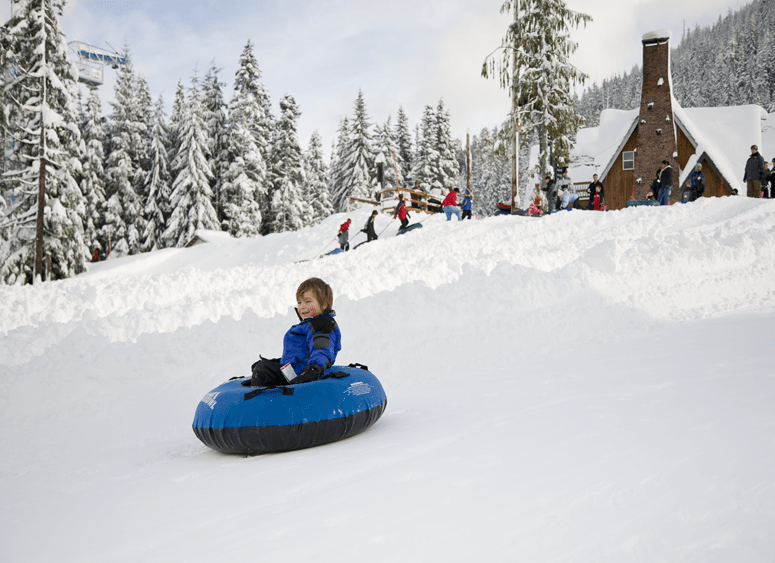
[642,30,672,42]
[526,108,639,192]
[595,109,639,179]
[674,102,767,194]
[185,229,235,248]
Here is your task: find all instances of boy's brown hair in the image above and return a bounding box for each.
[296,278,334,312]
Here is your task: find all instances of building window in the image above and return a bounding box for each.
[623,151,635,170]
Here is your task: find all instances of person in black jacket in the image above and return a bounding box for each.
[586,174,605,209]
[657,160,672,205]
[690,164,706,201]
[542,175,557,212]
[743,144,765,198]
[362,210,379,242]
[765,160,775,199]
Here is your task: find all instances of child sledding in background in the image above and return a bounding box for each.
[338,219,352,251]
[251,278,342,386]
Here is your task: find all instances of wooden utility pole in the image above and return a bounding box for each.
[511,0,520,213]
[466,130,471,192]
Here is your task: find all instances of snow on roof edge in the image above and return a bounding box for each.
[642,30,672,42]
[673,99,765,196]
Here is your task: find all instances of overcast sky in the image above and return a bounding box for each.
[3,0,753,155]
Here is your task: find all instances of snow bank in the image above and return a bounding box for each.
[1,199,775,562]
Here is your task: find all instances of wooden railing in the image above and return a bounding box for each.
[348,187,444,215]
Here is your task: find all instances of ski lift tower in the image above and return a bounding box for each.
[67,41,126,87]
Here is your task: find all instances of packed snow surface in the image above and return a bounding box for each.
[2,198,775,562]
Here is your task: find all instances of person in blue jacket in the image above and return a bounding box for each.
[461,188,473,220]
[251,278,342,386]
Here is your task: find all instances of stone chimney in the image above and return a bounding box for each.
[634,30,678,200]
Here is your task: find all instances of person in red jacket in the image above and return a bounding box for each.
[393,194,410,230]
[442,188,462,221]
[338,218,352,251]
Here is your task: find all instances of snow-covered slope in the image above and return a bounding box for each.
[2,199,775,562]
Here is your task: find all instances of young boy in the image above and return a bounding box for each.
[251,278,342,386]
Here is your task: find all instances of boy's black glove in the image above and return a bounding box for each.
[295,363,323,383]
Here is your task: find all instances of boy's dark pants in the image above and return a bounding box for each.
[251,358,286,387]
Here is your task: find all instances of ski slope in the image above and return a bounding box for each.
[2,199,775,562]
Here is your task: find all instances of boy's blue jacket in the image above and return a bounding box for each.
[281,310,341,377]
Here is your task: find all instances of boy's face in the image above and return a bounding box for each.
[297,290,323,320]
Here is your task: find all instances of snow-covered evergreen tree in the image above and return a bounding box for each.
[163,75,219,247]
[80,87,107,257]
[168,80,186,161]
[329,118,350,212]
[141,96,172,251]
[268,94,309,233]
[219,122,264,238]
[483,0,591,181]
[102,46,147,258]
[395,105,414,181]
[231,41,274,226]
[203,64,229,222]
[339,90,376,208]
[220,42,277,237]
[432,99,459,189]
[303,131,333,225]
[410,105,437,185]
[374,116,403,193]
[471,127,511,217]
[0,0,87,284]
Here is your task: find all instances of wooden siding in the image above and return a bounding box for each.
[676,126,695,171]
[601,127,639,211]
[699,158,724,198]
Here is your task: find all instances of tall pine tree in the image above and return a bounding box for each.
[303,131,333,225]
[163,75,219,247]
[102,46,147,257]
[339,90,376,209]
[269,94,309,233]
[483,0,591,181]
[80,87,107,258]
[0,0,87,283]
[141,96,172,251]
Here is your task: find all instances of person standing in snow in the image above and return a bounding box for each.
[338,218,352,251]
[428,178,444,213]
[542,175,557,212]
[442,188,462,221]
[586,174,605,210]
[461,188,473,220]
[657,160,673,205]
[250,277,341,386]
[557,168,578,210]
[363,210,379,242]
[394,194,410,230]
[765,160,775,199]
[649,167,661,201]
[410,180,423,210]
[690,164,706,201]
[743,144,765,198]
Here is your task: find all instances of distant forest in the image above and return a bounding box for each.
[576,0,775,126]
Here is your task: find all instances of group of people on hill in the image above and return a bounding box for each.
[337,209,383,251]
[336,181,473,251]
[395,182,472,225]
[744,145,775,199]
[539,168,606,213]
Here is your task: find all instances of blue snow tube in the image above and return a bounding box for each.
[192,364,387,455]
